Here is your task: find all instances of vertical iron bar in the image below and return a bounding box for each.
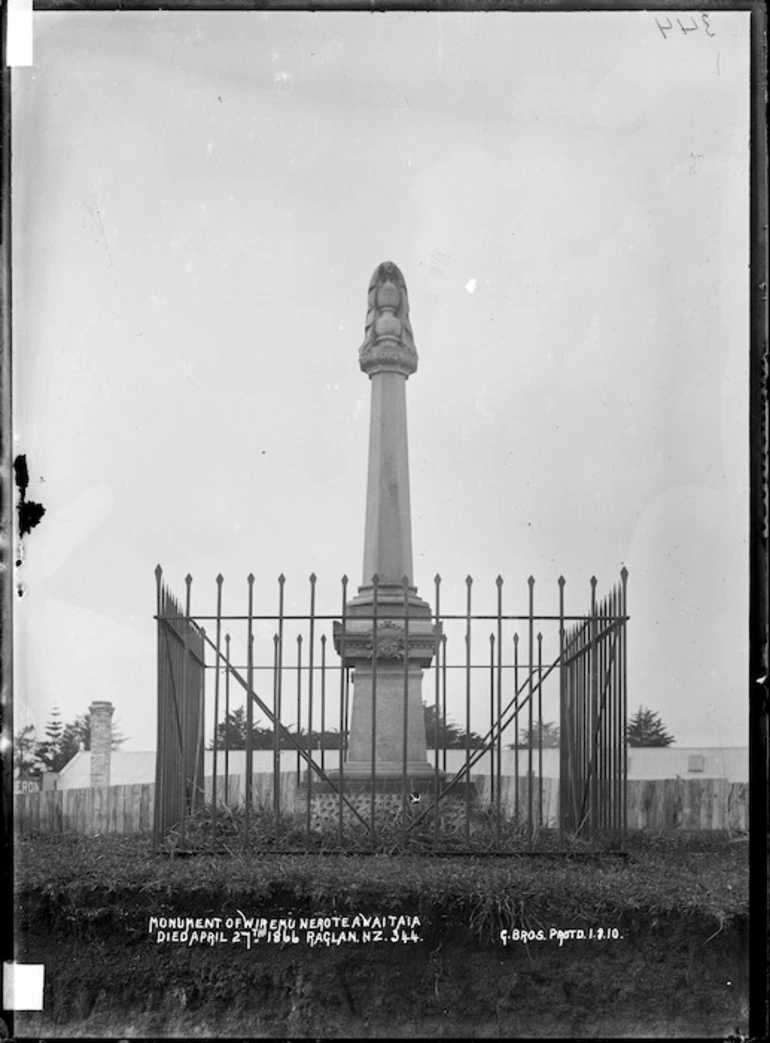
[603,594,609,831]
[338,576,348,843]
[527,576,534,850]
[177,589,185,839]
[537,631,543,829]
[621,567,628,839]
[179,592,187,835]
[181,575,193,844]
[601,594,608,831]
[558,577,565,840]
[612,591,617,835]
[576,621,582,831]
[306,574,316,838]
[580,598,587,831]
[465,576,473,845]
[568,622,574,831]
[441,633,448,775]
[212,574,224,848]
[320,634,327,774]
[153,566,163,851]
[296,634,303,786]
[513,633,520,828]
[275,575,285,840]
[582,583,590,835]
[402,575,410,848]
[224,633,231,806]
[178,589,186,839]
[193,584,207,814]
[592,596,600,830]
[607,593,613,833]
[489,633,495,810]
[495,576,503,842]
[571,623,577,833]
[167,589,176,844]
[607,588,613,834]
[198,626,206,810]
[590,576,598,841]
[434,575,441,845]
[272,632,280,841]
[163,584,172,847]
[245,574,255,836]
[371,575,380,841]
[613,588,617,838]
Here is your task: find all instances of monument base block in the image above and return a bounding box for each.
[344,662,433,766]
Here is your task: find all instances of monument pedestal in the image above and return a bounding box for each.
[333,609,442,787]
[343,663,434,779]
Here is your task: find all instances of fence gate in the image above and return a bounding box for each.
[153,566,628,854]
[153,569,206,848]
[559,572,628,840]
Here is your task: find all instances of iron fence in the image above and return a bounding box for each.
[153,567,628,853]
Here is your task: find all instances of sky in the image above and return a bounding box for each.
[12,9,750,753]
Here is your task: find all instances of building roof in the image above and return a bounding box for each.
[57,750,158,789]
[54,745,749,788]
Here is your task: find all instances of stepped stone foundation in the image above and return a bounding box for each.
[293,780,479,835]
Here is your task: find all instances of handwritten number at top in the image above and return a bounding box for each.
[655,14,716,40]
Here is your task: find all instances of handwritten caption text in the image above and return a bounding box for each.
[148,912,423,949]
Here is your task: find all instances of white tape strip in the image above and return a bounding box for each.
[6,0,34,68]
[3,961,44,1011]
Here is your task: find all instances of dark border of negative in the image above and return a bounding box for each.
[0,4,766,1042]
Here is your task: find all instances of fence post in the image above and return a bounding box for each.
[306,573,317,837]
[212,574,224,849]
[245,574,255,834]
[495,575,503,841]
[527,576,535,850]
[465,575,473,845]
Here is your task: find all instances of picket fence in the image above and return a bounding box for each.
[14,774,748,837]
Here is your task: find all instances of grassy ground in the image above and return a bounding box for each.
[15,829,748,935]
[12,830,749,1038]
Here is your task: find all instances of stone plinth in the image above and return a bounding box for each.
[333,613,441,783]
[342,662,433,778]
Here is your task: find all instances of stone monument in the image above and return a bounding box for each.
[332,262,441,790]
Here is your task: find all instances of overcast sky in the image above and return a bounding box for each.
[13,10,749,752]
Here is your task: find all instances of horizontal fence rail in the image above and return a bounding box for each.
[149,568,631,853]
[13,779,750,836]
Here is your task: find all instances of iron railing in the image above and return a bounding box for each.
[153,568,628,853]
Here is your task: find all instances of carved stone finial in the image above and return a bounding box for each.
[359,261,418,377]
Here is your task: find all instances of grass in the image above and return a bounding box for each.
[160,800,628,856]
[15,827,748,942]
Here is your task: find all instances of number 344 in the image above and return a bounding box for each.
[656,14,716,39]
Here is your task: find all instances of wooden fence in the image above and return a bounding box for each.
[14,776,749,836]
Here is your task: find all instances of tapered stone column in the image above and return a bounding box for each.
[333,262,440,788]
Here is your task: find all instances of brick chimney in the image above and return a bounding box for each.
[89,701,114,788]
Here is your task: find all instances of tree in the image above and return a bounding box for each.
[38,705,64,771]
[210,704,483,752]
[209,708,344,751]
[423,703,484,750]
[210,707,273,750]
[510,720,560,749]
[627,705,675,747]
[14,723,45,776]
